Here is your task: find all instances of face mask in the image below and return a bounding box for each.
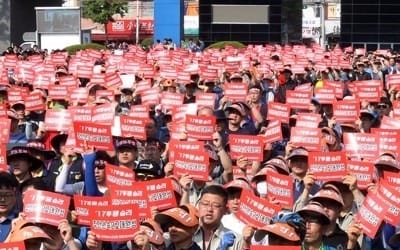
[256,181,267,197]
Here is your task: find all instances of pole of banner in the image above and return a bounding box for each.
[320,1,326,49]
[136,0,140,44]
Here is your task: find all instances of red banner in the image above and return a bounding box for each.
[73,195,110,226]
[44,109,72,132]
[383,171,400,192]
[343,133,379,160]
[48,85,69,100]
[119,116,147,140]
[130,105,150,119]
[266,170,294,209]
[173,150,209,181]
[160,92,184,111]
[346,160,374,190]
[295,113,322,128]
[333,100,360,123]
[314,86,336,104]
[92,103,116,125]
[236,190,280,228]
[23,190,71,226]
[224,83,248,102]
[263,120,282,144]
[356,193,389,239]
[73,122,113,151]
[196,93,216,108]
[109,184,149,220]
[286,90,312,110]
[24,93,46,111]
[185,114,216,140]
[144,179,177,211]
[267,102,290,124]
[105,163,135,187]
[0,242,26,250]
[168,139,204,162]
[0,120,10,144]
[308,151,347,181]
[89,204,140,242]
[371,128,400,157]
[229,134,264,161]
[376,180,400,226]
[106,19,154,35]
[69,106,93,123]
[290,127,322,151]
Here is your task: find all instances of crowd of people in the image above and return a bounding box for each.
[0,41,400,250]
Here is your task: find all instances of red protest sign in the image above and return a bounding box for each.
[44,109,72,132]
[185,114,215,140]
[76,65,93,79]
[356,192,389,239]
[69,106,93,122]
[343,133,379,160]
[224,83,248,102]
[290,127,322,151]
[105,163,135,187]
[314,86,336,104]
[119,116,147,140]
[105,72,123,89]
[168,139,204,162]
[89,204,140,242]
[109,184,149,220]
[333,100,360,123]
[23,190,70,226]
[69,87,89,105]
[393,101,400,119]
[0,120,10,144]
[144,178,177,211]
[73,121,113,151]
[229,134,264,161]
[263,120,282,144]
[48,85,69,100]
[92,103,116,125]
[129,105,150,119]
[323,80,344,99]
[286,90,312,110]
[0,241,26,250]
[267,102,290,124]
[346,160,374,190]
[236,190,280,228]
[0,144,7,172]
[266,170,293,209]
[383,171,400,192]
[73,195,110,226]
[173,150,209,181]
[308,151,347,181]
[376,180,400,226]
[295,113,322,128]
[160,92,184,111]
[23,93,46,111]
[0,105,7,118]
[371,128,400,157]
[196,93,216,108]
[380,116,400,130]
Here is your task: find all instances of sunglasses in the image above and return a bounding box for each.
[377,104,388,109]
[135,173,156,180]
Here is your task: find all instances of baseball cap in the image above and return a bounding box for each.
[225,103,247,117]
[115,137,138,151]
[254,222,301,243]
[309,185,344,208]
[154,204,199,230]
[298,201,330,225]
[135,159,164,177]
[374,152,400,171]
[286,147,308,160]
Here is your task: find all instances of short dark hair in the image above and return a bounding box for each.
[200,185,228,205]
[0,171,19,190]
[20,178,48,193]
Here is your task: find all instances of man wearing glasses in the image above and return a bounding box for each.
[0,172,19,242]
[194,185,245,250]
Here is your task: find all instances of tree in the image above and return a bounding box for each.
[81,0,128,44]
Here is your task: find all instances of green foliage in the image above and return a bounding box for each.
[64,43,106,55]
[141,38,154,48]
[206,41,246,50]
[81,0,128,25]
